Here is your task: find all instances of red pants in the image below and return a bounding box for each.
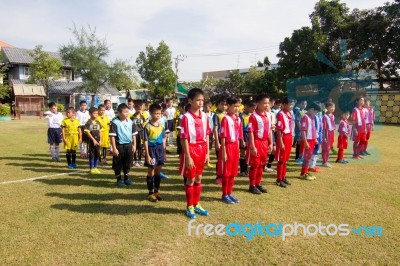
[247,139,269,186]
[179,143,207,179]
[301,139,316,175]
[217,142,239,178]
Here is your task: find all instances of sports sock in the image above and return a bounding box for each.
[222,176,228,196]
[227,176,235,195]
[249,167,257,186]
[154,175,161,192]
[50,146,55,158]
[185,184,194,207]
[277,161,284,181]
[267,153,275,168]
[255,165,264,186]
[71,151,76,164]
[193,182,202,206]
[146,176,154,194]
[66,152,71,165]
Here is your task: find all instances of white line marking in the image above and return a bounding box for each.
[0,171,82,185]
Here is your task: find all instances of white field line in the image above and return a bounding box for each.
[0,170,83,185]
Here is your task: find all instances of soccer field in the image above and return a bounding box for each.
[0,118,399,265]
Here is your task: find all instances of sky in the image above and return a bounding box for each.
[0,0,387,81]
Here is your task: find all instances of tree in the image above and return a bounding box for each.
[0,52,10,101]
[136,41,177,99]
[28,45,62,99]
[60,25,138,94]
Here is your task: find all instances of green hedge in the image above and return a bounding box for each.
[0,103,11,116]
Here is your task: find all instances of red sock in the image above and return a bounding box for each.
[228,176,234,195]
[185,185,194,207]
[193,182,202,206]
[353,142,358,156]
[337,149,344,161]
[249,167,257,186]
[283,163,287,178]
[222,176,228,196]
[255,166,263,186]
[301,167,308,175]
[277,161,284,181]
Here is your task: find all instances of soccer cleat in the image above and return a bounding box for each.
[89,169,97,174]
[52,157,57,162]
[249,186,262,194]
[194,204,209,216]
[67,164,74,169]
[206,163,215,168]
[133,162,140,167]
[138,161,144,166]
[160,172,169,179]
[301,173,314,181]
[295,158,304,164]
[56,157,61,162]
[228,194,240,203]
[71,163,77,169]
[256,185,268,193]
[342,160,349,164]
[93,168,101,174]
[240,172,249,177]
[364,151,371,155]
[117,180,125,187]
[276,180,288,188]
[124,178,133,186]
[306,172,317,180]
[322,162,332,168]
[282,178,291,185]
[264,167,276,173]
[222,195,235,204]
[148,193,158,202]
[186,206,197,219]
[154,192,162,201]
[309,167,322,172]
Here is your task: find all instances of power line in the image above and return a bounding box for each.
[183,45,279,57]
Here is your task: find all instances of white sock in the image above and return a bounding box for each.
[310,155,318,168]
[55,145,60,158]
[50,146,55,158]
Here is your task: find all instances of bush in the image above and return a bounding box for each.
[0,103,11,116]
[56,103,65,112]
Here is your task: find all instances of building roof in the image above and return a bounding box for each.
[177,83,188,95]
[127,89,150,100]
[0,40,14,49]
[2,47,71,67]
[10,79,121,96]
[13,83,45,96]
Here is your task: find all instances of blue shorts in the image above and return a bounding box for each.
[145,144,165,169]
[47,128,62,144]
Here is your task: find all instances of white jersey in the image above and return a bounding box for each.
[44,112,64,128]
[105,108,115,121]
[165,107,176,121]
[76,110,90,126]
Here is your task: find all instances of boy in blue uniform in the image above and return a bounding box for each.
[109,103,138,187]
[143,103,167,202]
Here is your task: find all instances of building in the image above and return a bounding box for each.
[202,64,279,80]
[1,46,121,115]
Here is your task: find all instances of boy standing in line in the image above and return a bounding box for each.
[218,96,243,204]
[104,99,115,121]
[143,104,166,202]
[109,104,138,187]
[61,107,82,169]
[76,100,90,158]
[44,102,63,162]
[179,88,211,219]
[321,103,336,168]
[363,98,375,155]
[84,107,102,174]
[213,97,227,185]
[336,111,350,163]
[239,100,256,177]
[97,104,111,165]
[131,101,147,167]
[246,95,273,194]
[165,98,176,147]
[351,97,367,159]
[275,97,293,188]
[299,102,321,180]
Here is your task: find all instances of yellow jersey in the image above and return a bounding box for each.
[61,118,80,135]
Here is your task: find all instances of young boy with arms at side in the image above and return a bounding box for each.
[336,111,350,163]
[76,100,90,158]
[179,88,211,219]
[131,101,147,167]
[97,104,111,165]
[61,107,82,169]
[218,96,244,204]
[351,97,367,159]
[294,100,307,163]
[239,100,256,177]
[309,105,323,173]
[363,98,375,155]
[109,103,138,187]
[213,97,227,185]
[299,102,321,180]
[203,100,215,168]
[45,102,63,162]
[275,97,293,188]
[321,103,336,168]
[143,103,166,202]
[165,98,176,147]
[175,102,185,157]
[265,98,278,172]
[104,99,115,122]
[246,95,273,194]
[127,98,136,118]
[84,107,102,174]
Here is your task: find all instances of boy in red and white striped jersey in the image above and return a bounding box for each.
[300,102,321,180]
[351,97,368,159]
[336,111,350,163]
[179,88,212,219]
[363,98,375,155]
[275,97,293,188]
[321,103,336,168]
[218,96,244,204]
[246,95,273,194]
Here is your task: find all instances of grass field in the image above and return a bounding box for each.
[0,118,399,265]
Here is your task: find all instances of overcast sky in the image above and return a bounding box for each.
[0,0,386,81]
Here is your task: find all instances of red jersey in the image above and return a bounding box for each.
[338,119,350,137]
[351,107,367,134]
[180,110,212,144]
[300,114,317,140]
[248,110,271,140]
[365,107,375,125]
[219,114,243,143]
[276,110,293,135]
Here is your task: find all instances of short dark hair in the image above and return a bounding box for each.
[244,99,256,107]
[161,103,167,110]
[149,103,162,113]
[166,98,173,102]
[187,88,204,100]
[135,100,144,107]
[127,98,134,103]
[205,100,212,106]
[255,95,269,103]
[117,103,129,112]
[274,99,282,105]
[48,102,56,108]
[79,100,87,105]
[326,102,335,108]
[307,101,322,112]
[281,97,289,105]
[66,107,75,112]
[104,99,111,104]
[89,107,98,114]
[216,96,227,105]
[98,104,105,109]
[226,96,240,105]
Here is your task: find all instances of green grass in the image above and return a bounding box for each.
[0,118,399,265]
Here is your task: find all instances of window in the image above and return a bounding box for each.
[63,70,72,80]
[23,67,30,77]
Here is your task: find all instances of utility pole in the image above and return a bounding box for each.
[173,54,186,93]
